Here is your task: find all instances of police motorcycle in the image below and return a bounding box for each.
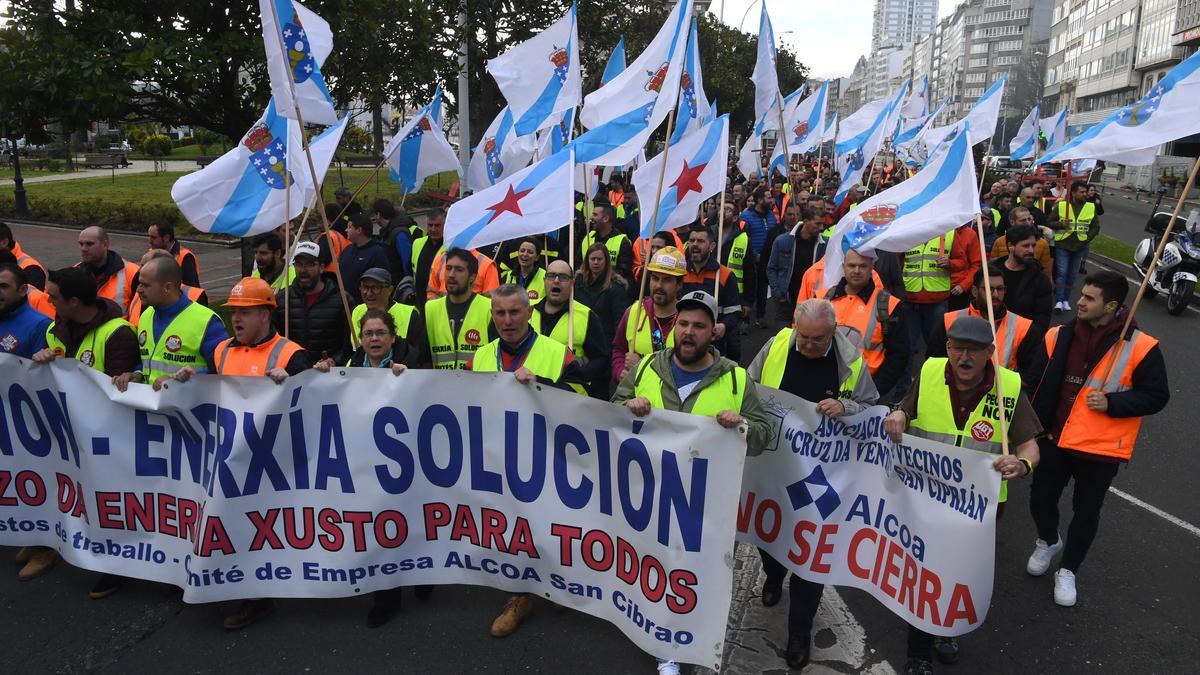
[1135,208,1200,316]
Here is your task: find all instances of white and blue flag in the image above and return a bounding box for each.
[487,3,582,137]
[1040,107,1068,153]
[173,98,313,237]
[633,114,729,236]
[536,108,576,158]
[1009,105,1040,160]
[384,87,462,193]
[823,123,980,289]
[822,113,838,142]
[782,81,828,155]
[901,75,929,119]
[751,2,780,132]
[834,84,907,205]
[467,106,538,193]
[259,0,338,126]
[669,19,712,146]
[1036,51,1200,165]
[574,0,692,166]
[445,149,575,251]
[601,36,626,86]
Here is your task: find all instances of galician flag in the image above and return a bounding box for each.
[259,0,338,126]
[834,84,907,205]
[1009,105,1040,160]
[765,86,807,176]
[751,2,780,132]
[633,114,729,237]
[782,81,829,155]
[823,123,979,289]
[467,106,537,193]
[822,113,838,142]
[901,75,930,119]
[669,19,712,145]
[1036,50,1200,165]
[536,108,576,158]
[574,0,693,165]
[444,149,575,251]
[1040,107,1068,153]
[172,98,311,237]
[385,87,462,193]
[737,133,764,180]
[921,74,1007,160]
[602,36,626,86]
[487,2,582,137]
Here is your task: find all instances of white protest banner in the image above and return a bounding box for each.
[737,388,1000,637]
[0,357,745,668]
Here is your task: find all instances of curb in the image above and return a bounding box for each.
[1087,250,1200,311]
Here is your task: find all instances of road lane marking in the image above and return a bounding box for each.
[1109,487,1200,539]
[1088,258,1200,316]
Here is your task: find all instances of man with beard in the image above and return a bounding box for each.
[610,247,686,384]
[0,261,51,358]
[884,315,1041,673]
[169,277,309,630]
[612,290,772,675]
[532,259,610,397]
[927,264,1044,391]
[274,242,350,365]
[424,248,496,370]
[822,248,908,400]
[994,224,1053,332]
[683,226,741,359]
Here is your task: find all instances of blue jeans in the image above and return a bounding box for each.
[1054,246,1090,303]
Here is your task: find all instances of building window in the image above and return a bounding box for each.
[966,72,987,83]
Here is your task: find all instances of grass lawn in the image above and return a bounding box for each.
[14,167,456,208]
[1089,234,1134,262]
[0,166,87,179]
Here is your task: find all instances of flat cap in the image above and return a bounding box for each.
[947,314,994,346]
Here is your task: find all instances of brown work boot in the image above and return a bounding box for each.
[18,548,58,580]
[490,594,534,637]
[223,598,275,630]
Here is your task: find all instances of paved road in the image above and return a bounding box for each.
[0,160,199,186]
[7,221,243,300]
[4,204,1198,673]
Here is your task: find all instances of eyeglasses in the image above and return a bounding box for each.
[946,343,988,354]
[545,273,573,281]
[362,330,391,339]
[360,285,386,294]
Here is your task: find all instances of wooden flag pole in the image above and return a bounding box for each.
[566,115,580,351]
[774,94,792,182]
[713,189,727,308]
[974,209,1010,456]
[292,105,358,348]
[631,106,679,357]
[1098,154,1200,385]
[284,161,292,338]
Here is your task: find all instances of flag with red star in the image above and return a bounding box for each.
[631,114,728,237]
[444,149,575,251]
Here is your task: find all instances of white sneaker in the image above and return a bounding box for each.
[1026,537,1064,576]
[656,660,681,675]
[1054,569,1077,607]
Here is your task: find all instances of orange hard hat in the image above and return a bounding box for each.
[224,277,277,308]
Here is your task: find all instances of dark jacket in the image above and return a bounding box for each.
[47,299,139,376]
[1031,316,1169,437]
[274,279,351,364]
[338,239,391,304]
[995,256,1053,332]
[574,276,629,344]
[347,339,423,369]
[926,305,1045,392]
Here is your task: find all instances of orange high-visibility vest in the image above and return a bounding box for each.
[80,260,140,315]
[825,283,899,374]
[943,306,1033,370]
[632,229,684,277]
[320,230,349,274]
[796,259,883,305]
[175,245,200,278]
[11,242,45,277]
[27,287,55,319]
[1046,326,1159,461]
[425,249,501,299]
[213,333,303,377]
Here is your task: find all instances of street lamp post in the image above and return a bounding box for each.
[7,133,27,217]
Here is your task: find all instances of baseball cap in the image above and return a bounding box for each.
[224,277,277,308]
[645,246,687,277]
[676,290,718,324]
[292,241,320,262]
[361,267,392,285]
[947,315,994,346]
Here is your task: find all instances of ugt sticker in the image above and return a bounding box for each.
[970,420,994,442]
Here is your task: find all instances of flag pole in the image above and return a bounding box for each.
[1099,153,1200,384]
[713,189,727,308]
[974,209,1010,457]
[774,94,792,181]
[265,0,356,346]
[631,105,679,357]
[566,119,580,352]
[284,160,292,338]
[814,134,825,194]
[327,155,387,229]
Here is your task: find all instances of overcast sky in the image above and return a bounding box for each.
[710,0,956,80]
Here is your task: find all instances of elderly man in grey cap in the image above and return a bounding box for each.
[883,313,1042,673]
[352,267,429,367]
